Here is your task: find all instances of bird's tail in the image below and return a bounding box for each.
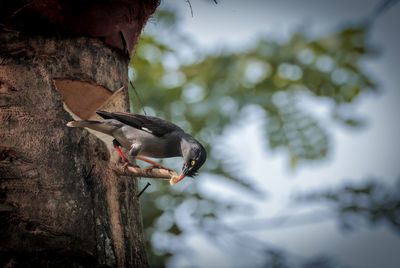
[66,120,116,135]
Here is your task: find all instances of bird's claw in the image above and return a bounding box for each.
[143,165,157,171]
[122,162,129,171]
[144,165,174,172]
[121,161,139,171]
[162,167,175,173]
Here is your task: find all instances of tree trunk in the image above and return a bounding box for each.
[0,31,147,267]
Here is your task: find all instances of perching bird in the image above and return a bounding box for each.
[67,110,207,183]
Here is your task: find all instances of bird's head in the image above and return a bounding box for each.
[177,140,207,183]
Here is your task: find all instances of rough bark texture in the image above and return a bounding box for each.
[0,0,160,264]
[0,31,148,267]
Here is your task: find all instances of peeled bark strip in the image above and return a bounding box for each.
[0,32,147,267]
[112,166,179,184]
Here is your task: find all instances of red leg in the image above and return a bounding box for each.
[113,141,172,172]
[135,156,174,172]
[115,146,129,162]
[122,161,129,169]
[114,145,136,171]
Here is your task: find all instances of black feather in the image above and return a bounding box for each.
[96,110,182,137]
[96,110,114,119]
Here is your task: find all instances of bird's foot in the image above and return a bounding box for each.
[121,161,139,171]
[135,156,174,172]
[122,162,129,172]
[144,164,174,172]
[155,164,175,172]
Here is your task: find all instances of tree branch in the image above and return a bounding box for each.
[112,165,180,185]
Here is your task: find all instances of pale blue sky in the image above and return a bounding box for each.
[144,1,400,267]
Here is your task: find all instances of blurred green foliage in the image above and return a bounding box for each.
[129,8,377,267]
[299,178,400,233]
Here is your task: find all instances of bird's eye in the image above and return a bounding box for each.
[191,160,196,166]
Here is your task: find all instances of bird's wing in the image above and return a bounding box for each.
[96,110,182,137]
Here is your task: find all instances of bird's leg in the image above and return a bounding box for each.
[126,142,173,172]
[135,156,174,172]
[113,139,131,169]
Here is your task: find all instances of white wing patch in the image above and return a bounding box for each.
[141,127,153,134]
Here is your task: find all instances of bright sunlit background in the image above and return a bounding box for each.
[131,1,400,267]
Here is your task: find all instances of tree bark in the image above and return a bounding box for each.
[112,166,179,185]
[0,31,148,267]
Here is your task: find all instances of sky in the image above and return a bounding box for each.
[145,1,400,267]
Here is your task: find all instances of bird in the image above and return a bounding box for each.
[66,110,207,183]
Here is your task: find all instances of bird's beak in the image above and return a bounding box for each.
[176,173,185,183]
